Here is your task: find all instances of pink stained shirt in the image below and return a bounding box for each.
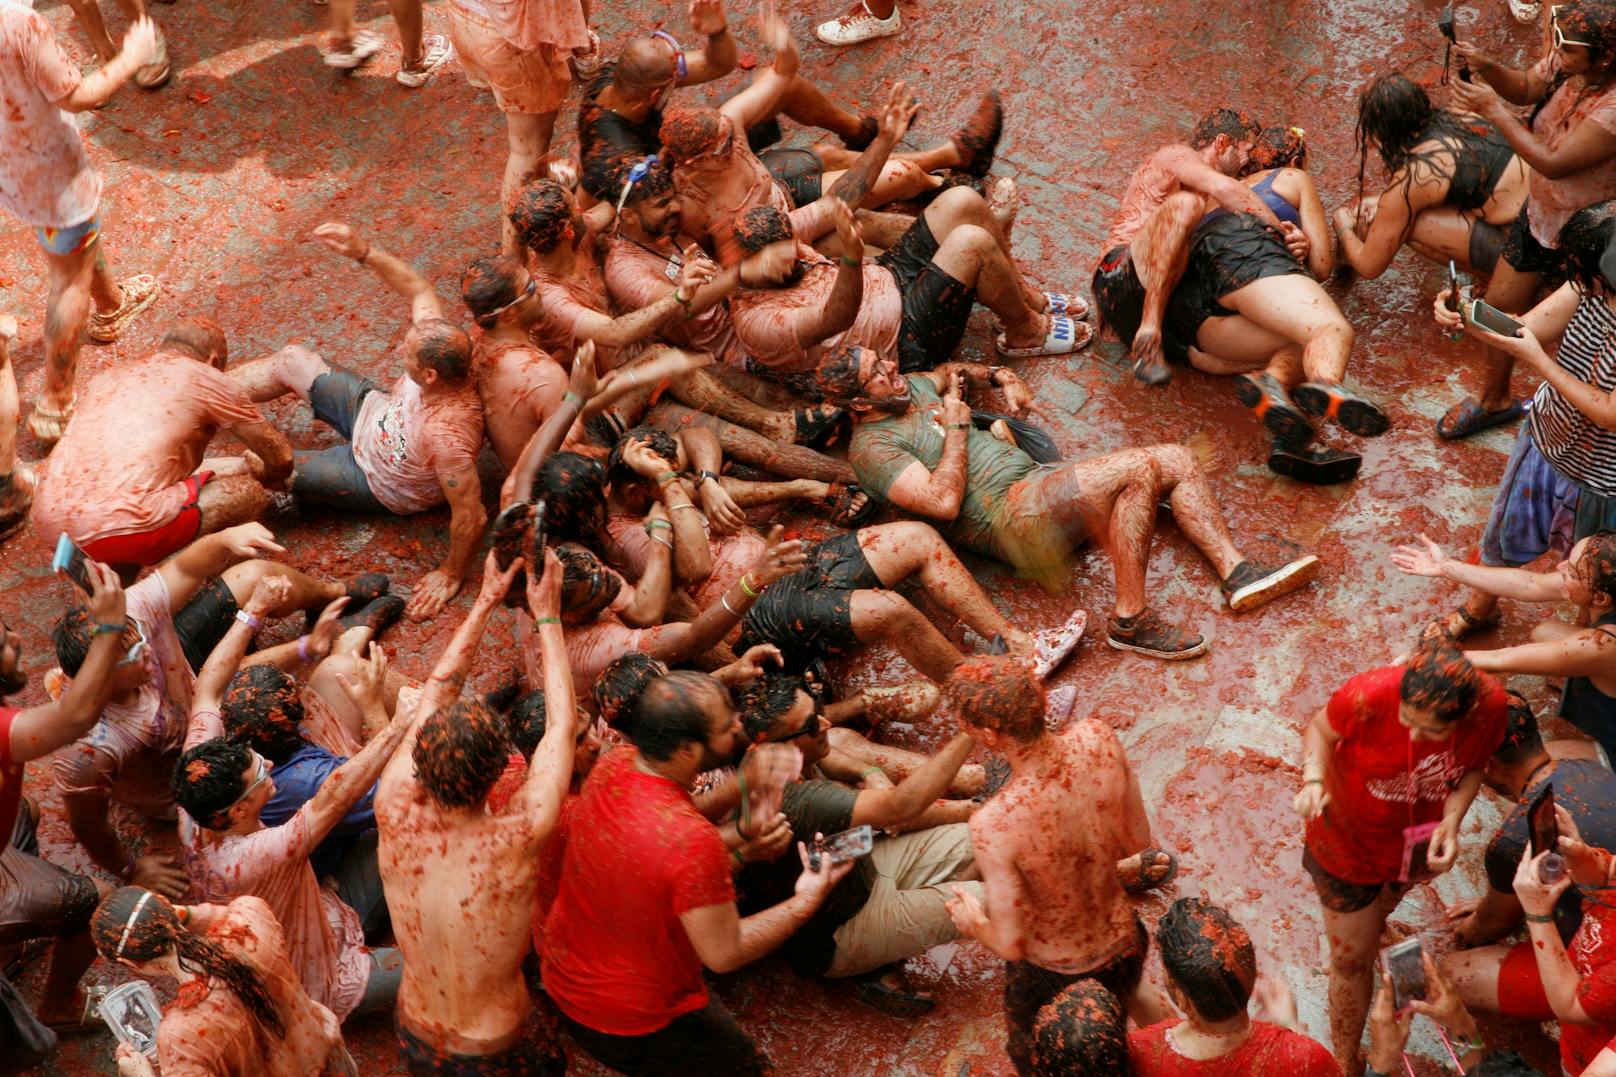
[448,0,589,51]
[531,260,639,372]
[0,1,99,228]
[673,139,795,268]
[350,375,485,515]
[1102,150,1183,255]
[474,337,568,471]
[31,352,266,546]
[604,512,764,609]
[604,236,746,367]
[729,255,903,373]
[1526,54,1616,247]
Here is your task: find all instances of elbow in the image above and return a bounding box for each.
[932,492,963,520]
[703,951,745,975]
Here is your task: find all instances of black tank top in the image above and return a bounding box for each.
[1429,119,1515,213]
[579,63,664,202]
[1561,612,1616,758]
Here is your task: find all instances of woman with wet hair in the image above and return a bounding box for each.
[90,886,353,1076]
[1435,0,1616,438]
[1338,73,1527,280]
[1292,633,1508,1074]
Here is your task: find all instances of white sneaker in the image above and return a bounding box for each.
[815,2,902,46]
[1509,0,1541,22]
[1031,609,1087,680]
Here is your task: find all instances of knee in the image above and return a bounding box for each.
[1148,444,1195,482]
[885,160,924,190]
[862,591,922,633]
[875,519,944,551]
[1319,316,1354,351]
[221,558,280,601]
[936,185,987,217]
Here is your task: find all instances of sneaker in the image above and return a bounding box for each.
[1221,556,1320,612]
[815,1,902,46]
[862,680,940,725]
[396,34,453,88]
[951,90,1003,177]
[1509,0,1541,22]
[337,593,406,635]
[1031,608,1087,679]
[1105,611,1208,660]
[87,275,160,343]
[1292,380,1391,437]
[1233,372,1310,443]
[323,28,385,70]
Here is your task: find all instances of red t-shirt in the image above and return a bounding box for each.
[540,748,734,1035]
[0,707,21,843]
[1564,894,1616,1073]
[1127,1020,1339,1075]
[1305,665,1507,884]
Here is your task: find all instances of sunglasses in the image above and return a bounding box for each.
[769,706,822,744]
[484,275,537,320]
[115,619,148,668]
[1553,6,1594,48]
[230,753,271,808]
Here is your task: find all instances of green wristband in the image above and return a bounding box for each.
[839,255,862,267]
[92,621,124,637]
[534,616,561,626]
[644,519,673,533]
[562,390,583,409]
[1525,911,1555,923]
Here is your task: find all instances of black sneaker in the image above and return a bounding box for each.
[1233,373,1310,443]
[1105,611,1208,660]
[1292,380,1391,437]
[1222,556,1320,612]
[1266,442,1363,485]
[337,593,406,635]
[307,572,390,631]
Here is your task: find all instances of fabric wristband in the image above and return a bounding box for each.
[656,470,679,487]
[740,574,760,598]
[839,255,862,267]
[644,519,673,532]
[534,616,561,626]
[1525,911,1555,923]
[296,635,313,663]
[562,390,583,409]
[92,621,124,637]
[235,610,262,631]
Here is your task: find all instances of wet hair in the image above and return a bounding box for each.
[556,544,623,618]
[160,316,228,365]
[50,608,95,677]
[617,36,677,90]
[535,452,607,542]
[944,656,1046,742]
[507,691,548,757]
[1399,633,1483,723]
[607,426,680,488]
[1473,1050,1543,1076]
[814,346,866,404]
[1028,980,1128,1076]
[91,887,286,1040]
[612,158,676,210]
[409,318,473,383]
[1493,691,1545,766]
[733,205,795,256]
[594,653,668,735]
[1582,530,1616,600]
[1557,200,1616,293]
[510,180,573,254]
[1250,125,1307,171]
[412,698,510,809]
[739,673,807,742]
[461,255,527,330]
[659,106,724,161]
[1157,897,1257,1022]
[1189,107,1259,151]
[221,666,306,765]
[1553,0,1616,76]
[629,671,723,762]
[173,737,255,830]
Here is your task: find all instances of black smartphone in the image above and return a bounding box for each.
[1528,784,1559,857]
[807,824,874,872]
[1405,835,1432,881]
[52,533,94,593]
[1382,938,1428,1012]
[1446,260,1461,312]
[1465,298,1525,338]
[530,498,548,568]
[1438,5,1457,40]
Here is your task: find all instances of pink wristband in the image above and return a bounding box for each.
[296,635,313,663]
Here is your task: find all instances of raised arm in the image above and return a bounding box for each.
[53,17,156,113]
[822,82,918,209]
[187,575,293,748]
[7,564,126,762]
[716,10,799,132]
[1452,40,1548,105]
[312,223,445,324]
[620,436,713,583]
[509,552,578,837]
[1389,533,1568,602]
[880,370,973,520]
[157,524,286,612]
[793,201,866,349]
[680,0,739,83]
[1453,74,1616,180]
[850,732,974,830]
[1467,629,1616,678]
[416,552,524,725]
[1161,146,1283,230]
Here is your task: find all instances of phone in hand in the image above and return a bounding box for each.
[1446,260,1462,312]
[807,824,874,872]
[52,533,94,593]
[1528,784,1559,857]
[1465,298,1525,338]
[1381,938,1428,1013]
[1438,4,1457,40]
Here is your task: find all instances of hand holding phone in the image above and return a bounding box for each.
[806,824,874,872]
[52,533,94,593]
[1464,298,1524,338]
[1381,938,1428,1013]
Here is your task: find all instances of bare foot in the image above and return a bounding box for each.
[988,176,1019,237]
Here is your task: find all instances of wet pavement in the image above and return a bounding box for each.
[0,0,1576,1072]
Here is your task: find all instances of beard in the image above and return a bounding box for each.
[871,387,913,416]
[658,213,682,239]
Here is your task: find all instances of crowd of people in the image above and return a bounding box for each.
[9,0,1616,1074]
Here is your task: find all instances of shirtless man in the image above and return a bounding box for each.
[377,551,576,1074]
[229,223,485,621]
[31,318,293,569]
[942,656,1171,1075]
[1092,107,1304,386]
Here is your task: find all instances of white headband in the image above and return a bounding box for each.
[114,891,155,960]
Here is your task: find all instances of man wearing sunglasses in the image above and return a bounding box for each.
[1,559,130,1037]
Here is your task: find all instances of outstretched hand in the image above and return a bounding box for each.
[747,525,808,587]
[878,81,920,144]
[688,0,728,36]
[312,222,366,259]
[118,16,159,69]
[1389,533,1448,578]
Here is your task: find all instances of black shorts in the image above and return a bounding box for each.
[560,997,769,1077]
[876,214,976,372]
[0,801,100,947]
[1092,243,1147,346]
[397,1010,565,1077]
[760,147,824,208]
[173,576,241,674]
[1003,917,1147,1075]
[738,531,880,667]
[1470,218,1505,275]
[1501,201,1568,284]
[1302,845,1410,914]
[1167,212,1304,354]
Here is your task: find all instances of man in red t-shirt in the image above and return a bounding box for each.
[1293,636,1507,1075]
[0,560,128,1033]
[1124,898,1337,1076]
[541,670,850,1075]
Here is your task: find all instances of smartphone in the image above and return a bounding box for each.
[807,824,874,872]
[1438,5,1456,40]
[1446,260,1461,312]
[1381,938,1428,1013]
[51,533,93,593]
[1528,784,1559,857]
[96,980,161,1059]
[1465,298,1525,338]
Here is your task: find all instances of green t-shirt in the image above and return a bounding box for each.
[849,375,1039,560]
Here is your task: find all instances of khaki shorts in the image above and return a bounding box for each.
[448,4,571,115]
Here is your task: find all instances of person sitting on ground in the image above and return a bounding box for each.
[1092,106,1304,385]
[49,524,370,899]
[1365,952,1506,1077]
[735,672,983,1016]
[90,888,352,1077]
[30,317,293,570]
[1126,897,1338,1074]
[174,575,410,1024]
[1395,531,1616,761]
[1337,73,1528,281]
[1292,633,1507,1075]
[0,561,127,1038]
[1433,0,1616,440]
[822,349,1319,659]
[541,670,852,1076]
[228,222,486,622]
[377,551,579,1076]
[941,656,1173,1075]
[1427,200,1616,640]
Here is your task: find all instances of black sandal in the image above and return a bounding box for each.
[823,482,877,528]
[1120,848,1179,894]
[854,967,936,1018]
[794,405,846,448]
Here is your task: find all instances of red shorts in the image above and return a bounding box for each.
[1497,940,1555,1020]
[82,472,211,567]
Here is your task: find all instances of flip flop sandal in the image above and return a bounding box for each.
[1436,396,1523,440]
[854,969,936,1018]
[88,274,162,343]
[1042,291,1090,320]
[972,410,1062,464]
[26,400,74,445]
[823,481,876,527]
[396,34,454,87]
[1121,848,1179,893]
[1293,381,1390,437]
[324,29,385,70]
[995,314,1091,359]
[1031,608,1088,680]
[1444,605,1501,640]
[793,404,845,448]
